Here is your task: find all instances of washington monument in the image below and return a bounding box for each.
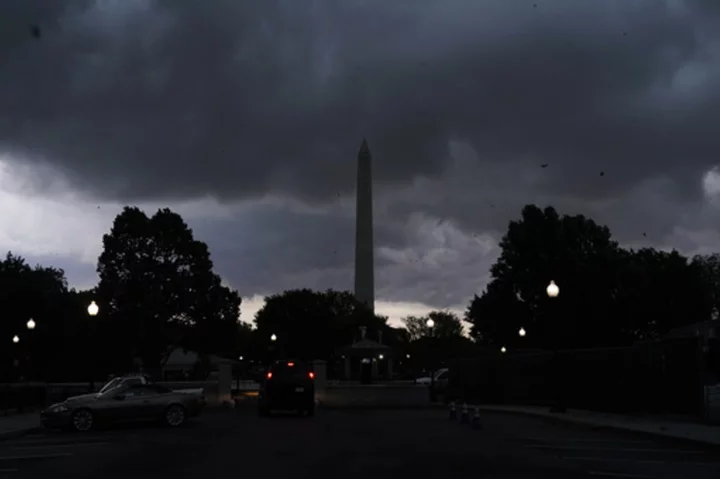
[354,139,375,312]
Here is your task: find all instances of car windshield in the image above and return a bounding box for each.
[98,378,122,394]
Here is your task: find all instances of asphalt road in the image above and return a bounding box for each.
[1,408,719,479]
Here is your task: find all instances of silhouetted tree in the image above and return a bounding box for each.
[402,311,472,370]
[613,248,713,340]
[96,207,241,378]
[253,289,385,360]
[468,204,717,350]
[0,252,71,381]
[402,311,465,342]
[466,279,531,346]
[485,205,622,348]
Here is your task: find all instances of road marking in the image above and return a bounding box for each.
[529,444,704,453]
[8,441,109,450]
[589,472,653,478]
[567,456,720,467]
[569,456,663,464]
[523,437,653,444]
[0,453,73,461]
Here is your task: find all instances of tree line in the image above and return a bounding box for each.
[2,203,716,382]
[466,205,720,350]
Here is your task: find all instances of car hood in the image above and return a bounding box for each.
[65,393,100,403]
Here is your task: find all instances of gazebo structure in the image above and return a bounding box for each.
[338,327,394,383]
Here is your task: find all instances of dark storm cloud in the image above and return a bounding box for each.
[1,0,719,206]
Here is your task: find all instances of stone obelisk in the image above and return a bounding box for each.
[354,139,375,312]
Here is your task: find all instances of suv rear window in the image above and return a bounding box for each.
[269,362,312,380]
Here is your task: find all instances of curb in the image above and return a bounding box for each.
[475,406,720,449]
[316,404,445,410]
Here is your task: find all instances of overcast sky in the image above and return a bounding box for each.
[1,0,720,325]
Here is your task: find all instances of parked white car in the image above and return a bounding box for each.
[415,368,449,385]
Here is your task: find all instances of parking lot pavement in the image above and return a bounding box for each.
[484,412,720,479]
[3,408,718,479]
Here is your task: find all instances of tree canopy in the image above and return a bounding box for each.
[252,289,391,360]
[466,204,715,350]
[96,207,241,377]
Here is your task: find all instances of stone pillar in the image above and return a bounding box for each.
[354,139,375,312]
[372,358,379,379]
[313,360,327,405]
[387,358,394,380]
[217,361,232,406]
[344,357,351,380]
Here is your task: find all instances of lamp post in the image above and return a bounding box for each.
[518,327,526,337]
[546,280,566,413]
[12,335,19,344]
[26,319,36,330]
[269,334,278,363]
[501,346,507,353]
[86,301,99,391]
[426,317,436,401]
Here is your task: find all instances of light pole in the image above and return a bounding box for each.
[86,301,99,390]
[546,280,565,413]
[426,317,436,401]
[269,334,278,363]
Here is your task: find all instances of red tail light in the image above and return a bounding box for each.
[266,372,272,379]
[308,372,315,379]
[287,362,295,367]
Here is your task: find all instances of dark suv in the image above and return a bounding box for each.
[258,360,315,417]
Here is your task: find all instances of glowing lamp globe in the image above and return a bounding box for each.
[270,334,277,342]
[546,281,559,298]
[426,318,435,328]
[27,319,36,330]
[519,327,526,337]
[87,301,99,316]
[12,335,19,344]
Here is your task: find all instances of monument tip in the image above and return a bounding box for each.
[359,138,370,154]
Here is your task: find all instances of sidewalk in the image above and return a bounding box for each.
[0,412,41,440]
[476,404,720,446]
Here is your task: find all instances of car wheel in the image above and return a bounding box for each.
[164,404,186,427]
[71,409,94,432]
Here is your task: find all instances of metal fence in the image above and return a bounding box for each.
[448,337,715,419]
[705,384,720,424]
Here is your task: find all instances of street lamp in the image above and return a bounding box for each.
[546,280,565,413]
[270,333,277,342]
[378,354,384,360]
[26,319,36,330]
[501,346,506,353]
[518,327,526,337]
[87,301,99,316]
[546,280,559,298]
[425,317,437,401]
